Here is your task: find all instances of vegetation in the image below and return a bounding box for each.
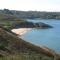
[0,54,53,60]
[0,9,60,60]
[0,9,60,19]
[0,12,53,29]
[13,11,60,19]
[0,11,25,29]
[0,26,60,60]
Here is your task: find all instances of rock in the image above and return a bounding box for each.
[35,22,53,29]
[12,21,53,29]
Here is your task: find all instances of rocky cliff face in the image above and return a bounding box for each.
[12,21,53,29]
[0,26,60,60]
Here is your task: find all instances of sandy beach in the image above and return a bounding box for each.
[11,28,31,35]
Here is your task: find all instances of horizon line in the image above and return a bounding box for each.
[0,8,60,12]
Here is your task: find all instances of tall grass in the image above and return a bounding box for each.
[0,53,53,60]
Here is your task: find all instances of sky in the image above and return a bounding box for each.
[0,0,60,12]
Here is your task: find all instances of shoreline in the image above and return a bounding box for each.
[11,28,31,35]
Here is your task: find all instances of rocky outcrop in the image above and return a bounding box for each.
[34,22,53,28]
[12,21,53,29]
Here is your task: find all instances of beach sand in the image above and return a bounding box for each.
[11,28,31,35]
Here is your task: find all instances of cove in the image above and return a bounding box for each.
[20,19,60,52]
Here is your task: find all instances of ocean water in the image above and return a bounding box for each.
[20,19,60,52]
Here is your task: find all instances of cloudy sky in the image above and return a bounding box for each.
[0,0,60,11]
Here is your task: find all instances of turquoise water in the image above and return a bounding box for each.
[21,19,60,52]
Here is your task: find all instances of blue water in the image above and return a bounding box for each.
[21,19,60,52]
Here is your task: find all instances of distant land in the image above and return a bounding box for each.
[0,9,60,19]
[0,10,53,29]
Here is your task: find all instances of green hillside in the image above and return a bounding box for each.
[0,13,53,30]
[1,9,60,19]
[0,12,25,29]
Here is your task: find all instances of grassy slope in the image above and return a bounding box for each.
[0,13,25,29]
[0,26,60,60]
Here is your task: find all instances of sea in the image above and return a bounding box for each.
[20,19,60,52]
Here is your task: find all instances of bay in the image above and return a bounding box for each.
[20,19,60,52]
